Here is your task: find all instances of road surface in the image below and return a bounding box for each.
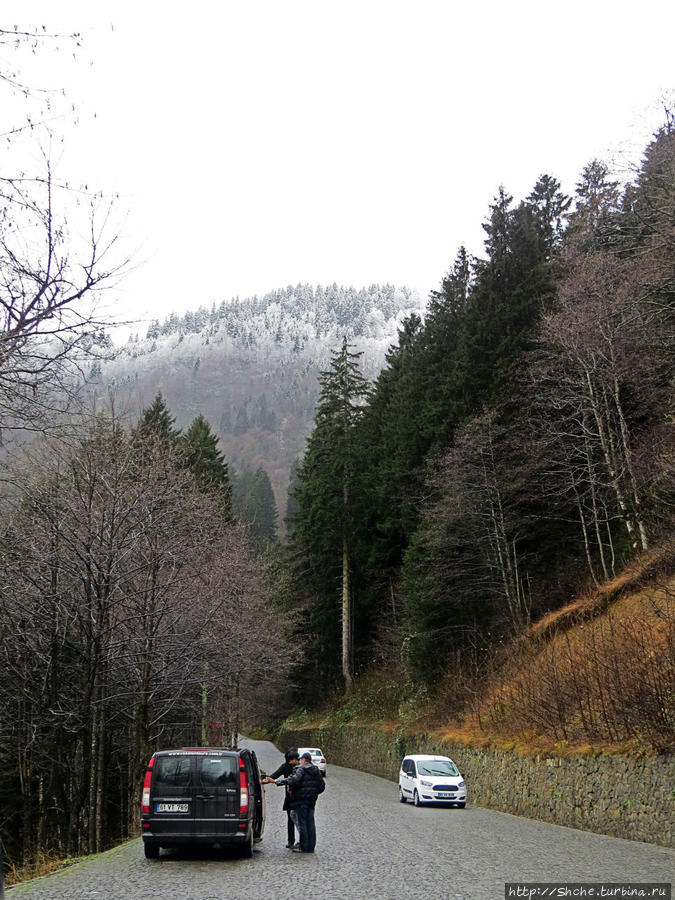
[7,736,673,899]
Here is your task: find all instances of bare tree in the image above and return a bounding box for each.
[0,412,297,865]
[526,126,673,580]
[0,26,125,441]
[0,156,124,438]
[417,410,532,640]
[535,245,667,557]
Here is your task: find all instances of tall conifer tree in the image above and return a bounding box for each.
[292,337,369,689]
[133,393,180,446]
[233,465,278,545]
[178,415,232,517]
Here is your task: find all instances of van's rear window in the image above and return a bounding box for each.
[196,756,238,786]
[154,756,192,787]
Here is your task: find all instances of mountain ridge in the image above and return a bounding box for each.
[97,283,426,522]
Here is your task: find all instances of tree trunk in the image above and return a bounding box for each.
[575,492,599,586]
[68,733,85,854]
[201,660,209,746]
[95,704,105,852]
[612,370,648,550]
[232,675,241,747]
[19,713,33,866]
[584,366,638,548]
[582,415,609,580]
[87,699,98,854]
[342,528,352,690]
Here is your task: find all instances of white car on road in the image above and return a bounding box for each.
[398,754,466,807]
[297,747,327,776]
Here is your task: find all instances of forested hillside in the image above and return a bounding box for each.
[283,122,674,750]
[97,284,424,520]
[1,11,672,891]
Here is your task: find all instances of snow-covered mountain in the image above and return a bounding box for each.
[97,283,425,518]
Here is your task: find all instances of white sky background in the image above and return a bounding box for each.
[3,1,673,338]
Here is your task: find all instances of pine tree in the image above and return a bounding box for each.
[527,174,571,260]
[284,458,301,531]
[569,160,621,248]
[234,404,250,435]
[618,120,675,312]
[178,415,232,516]
[252,467,278,543]
[291,337,370,689]
[133,393,180,446]
[233,466,278,545]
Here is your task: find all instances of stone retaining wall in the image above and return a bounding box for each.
[278,725,674,848]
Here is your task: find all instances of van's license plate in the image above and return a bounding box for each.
[437,792,454,798]
[156,803,189,813]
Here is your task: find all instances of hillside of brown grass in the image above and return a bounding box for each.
[434,548,674,755]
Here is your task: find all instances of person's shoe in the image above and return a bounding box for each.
[293,842,301,849]
[292,846,303,852]
[285,843,294,848]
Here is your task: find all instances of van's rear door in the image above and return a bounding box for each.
[241,749,265,839]
[192,752,238,836]
[149,753,194,837]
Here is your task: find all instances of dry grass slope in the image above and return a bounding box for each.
[455,548,674,755]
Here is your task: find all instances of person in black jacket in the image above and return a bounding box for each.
[285,751,325,853]
[262,748,300,848]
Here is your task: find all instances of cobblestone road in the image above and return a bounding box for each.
[7,737,673,899]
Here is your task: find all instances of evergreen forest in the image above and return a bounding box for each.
[281,121,673,750]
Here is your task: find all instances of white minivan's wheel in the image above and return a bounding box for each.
[456,802,466,809]
[413,789,421,807]
[399,785,406,803]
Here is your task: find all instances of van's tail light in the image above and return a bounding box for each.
[320,758,326,764]
[239,757,249,814]
[142,757,155,814]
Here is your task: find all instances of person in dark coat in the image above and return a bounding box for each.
[285,751,325,853]
[262,748,300,848]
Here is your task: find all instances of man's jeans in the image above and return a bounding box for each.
[286,809,295,846]
[290,804,316,851]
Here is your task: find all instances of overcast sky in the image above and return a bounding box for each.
[4,2,673,335]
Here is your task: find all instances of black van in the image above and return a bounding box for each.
[141,747,265,859]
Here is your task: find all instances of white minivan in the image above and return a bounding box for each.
[296,747,327,777]
[398,754,466,807]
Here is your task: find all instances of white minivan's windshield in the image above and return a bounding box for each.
[416,760,459,777]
